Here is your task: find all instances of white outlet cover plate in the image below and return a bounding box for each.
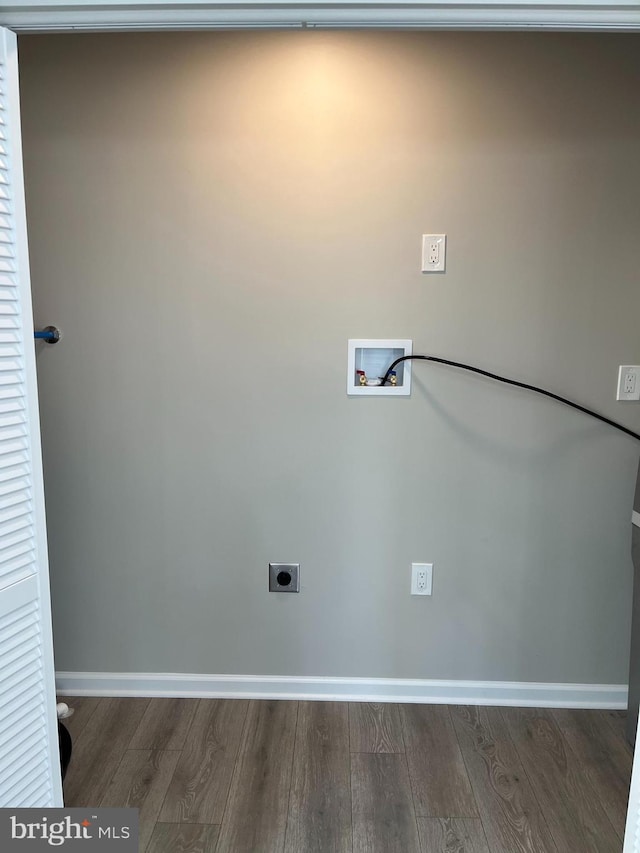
[617,365,640,401]
[411,562,433,596]
[422,234,446,273]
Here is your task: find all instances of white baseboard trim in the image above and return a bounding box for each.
[55,672,628,709]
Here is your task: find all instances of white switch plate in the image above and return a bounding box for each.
[411,562,433,596]
[617,365,640,401]
[422,234,446,273]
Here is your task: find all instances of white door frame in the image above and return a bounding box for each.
[4,0,638,839]
[2,0,640,33]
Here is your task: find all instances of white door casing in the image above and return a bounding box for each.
[0,26,62,808]
[626,505,640,852]
[625,710,640,852]
[3,1,640,32]
[1,6,639,842]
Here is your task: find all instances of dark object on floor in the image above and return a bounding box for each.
[58,721,72,781]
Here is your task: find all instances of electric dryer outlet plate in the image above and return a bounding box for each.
[269,563,300,592]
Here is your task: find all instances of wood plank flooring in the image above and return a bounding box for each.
[60,697,632,852]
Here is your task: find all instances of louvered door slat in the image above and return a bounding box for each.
[0,679,41,729]
[0,523,33,552]
[0,747,46,789]
[0,513,35,544]
[0,708,43,761]
[0,669,41,719]
[0,414,27,433]
[0,319,20,331]
[1,615,36,654]
[0,696,42,744]
[17,780,50,809]
[0,451,29,471]
[0,647,40,690]
[0,657,40,702]
[0,408,27,424]
[0,527,32,554]
[0,524,35,548]
[0,708,45,756]
[0,557,34,585]
[0,385,24,402]
[0,372,19,397]
[0,498,31,522]
[0,360,23,376]
[0,558,36,597]
[0,475,29,498]
[0,492,33,515]
[0,601,36,642]
[0,402,27,419]
[0,631,39,678]
[0,437,29,457]
[0,463,28,483]
[0,27,61,808]
[0,755,48,803]
[2,758,48,804]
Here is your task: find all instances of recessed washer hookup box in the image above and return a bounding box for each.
[347,339,412,396]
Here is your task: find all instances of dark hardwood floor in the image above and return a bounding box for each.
[60,697,632,852]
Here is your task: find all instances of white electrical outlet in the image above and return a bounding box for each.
[617,366,640,401]
[411,562,433,596]
[421,234,446,273]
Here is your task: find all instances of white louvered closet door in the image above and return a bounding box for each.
[0,27,62,808]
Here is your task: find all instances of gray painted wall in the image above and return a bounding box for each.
[18,31,640,683]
